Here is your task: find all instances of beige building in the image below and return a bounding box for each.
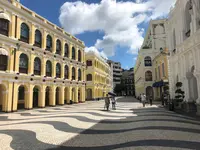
[0,0,86,112]
[85,51,112,100]
[135,19,167,99]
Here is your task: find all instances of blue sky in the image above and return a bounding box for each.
[20,0,174,69]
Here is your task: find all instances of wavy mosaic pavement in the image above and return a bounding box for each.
[0,97,200,150]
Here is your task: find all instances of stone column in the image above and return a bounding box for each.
[61,40,65,57]
[27,84,34,109]
[16,16,21,40]
[74,86,78,103]
[29,54,34,75]
[69,64,72,80]
[41,59,46,77]
[38,85,46,108]
[67,86,72,104]
[52,36,56,54]
[59,86,65,105]
[10,13,16,38]
[49,85,56,106]
[12,82,19,111]
[76,67,78,81]
[15,51,20,73]
[81,86,85,102]
[42,29,47,50]
[75,47,78,61]
[61,63,65,79]
[69,44,72,59]
[30,24,35,45]
[52,60,56,78]
[4,82,13,112]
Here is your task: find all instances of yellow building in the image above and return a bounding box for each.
[152,48,169,100]
[0,0,86,112]
[85,51,112,100]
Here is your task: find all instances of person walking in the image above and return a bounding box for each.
[104,94,110,111]
[141,93,146,107]
[111,96,116,110]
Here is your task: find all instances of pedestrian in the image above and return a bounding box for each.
[149,95,153,106]
[111,96,116,110]
[139,94,142,103]
[141,93,146,107]
[104,94,110,111]
[161,92,164,106]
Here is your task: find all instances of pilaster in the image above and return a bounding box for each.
[49,85,55,106]
[27,84,33,109]
[38,85,45,108]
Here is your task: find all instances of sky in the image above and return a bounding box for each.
[20,0,175,69]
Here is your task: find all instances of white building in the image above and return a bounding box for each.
[107,60,122,89]
[167,0,200,114]
[134,19,167,98]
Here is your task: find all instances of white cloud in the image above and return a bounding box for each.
[59,0,176,57]
[85,46,108,60]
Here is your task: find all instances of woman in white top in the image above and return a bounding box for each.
[141,93,146,107]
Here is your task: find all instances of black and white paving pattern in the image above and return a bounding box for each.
[0,97,200,150]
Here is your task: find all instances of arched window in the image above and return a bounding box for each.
[0,18,9,36]
[145,71,152,81]
[72,47,76,60]
[34,57,41,75]
[34,29,42,48]
[46,60,52,77]
[78,69,81,81]
[46,35,52,51]
[64,65,69,79]
[144,56,152,66]
[56,39,61,55]
[72,67,76,80]
[64,43,69,57]
[20,23,29,43]
[185,1,192,38]
[86,60,92,66]
[56,63,61,78]
[87,74,92,81]
[19,53,28,74]
[78,50,81,62]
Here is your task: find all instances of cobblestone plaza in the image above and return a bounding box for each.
[0,97,200,149]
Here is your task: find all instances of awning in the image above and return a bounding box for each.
[0,12,11,22]
[152,80,164,87]
[0,48,8,56]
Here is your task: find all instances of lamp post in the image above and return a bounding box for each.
[11,43,21,112]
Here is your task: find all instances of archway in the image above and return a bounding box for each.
[86,89,92,100]
[33,86,40,108]
[0,84,6,111]
[71,88,75,102]
[64,87,68,104]
[45,86,51,106]
[78,88,82,102]
[18,85,27,109]
[146,86,153,99]
[56,87,60,105]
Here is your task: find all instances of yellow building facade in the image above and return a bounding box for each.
[85,51,112,100]
[152,48,169,100]
[0,0,86,112]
